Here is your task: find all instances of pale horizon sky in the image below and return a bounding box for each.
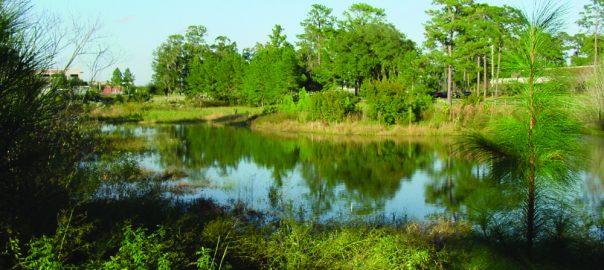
[32,0,590,85]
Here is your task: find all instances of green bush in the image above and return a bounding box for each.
[297,88,312,113]
[102,225,172,270]
[128,87,152,103]
[309,90,359,122]
[279,94,297,114]
[499,82,524,96]
[363,80,432,125]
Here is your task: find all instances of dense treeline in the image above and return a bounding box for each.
[151,1,599,124]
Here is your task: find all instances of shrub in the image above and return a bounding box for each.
[499,81,524,96]
[308,90,359,122]
[102,225,172,270]
[297,88,312,113]
[279,94,297,114]
[363,80,432,125]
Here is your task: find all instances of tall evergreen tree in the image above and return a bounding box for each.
[425,0,475,107]
[243,25,300,106]
[297,4,337,89]
[110,68,122,86]
[122,68,135,95]
[464,1,582,248]
[152,34,186,94]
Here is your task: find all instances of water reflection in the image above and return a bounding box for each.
[103,124,603,227]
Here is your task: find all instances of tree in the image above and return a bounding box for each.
[578,0,604,66]
[464,2,582,248]
[243,25,300,105]
[297,4,337,88]
[152,34,186,95]
[341,3,386,29]
[122,68,135,95]
[334,22,416,95]
[111,68,122,86]
[0,0,91,239]
[187,36,246,103]
[425,0,475,107]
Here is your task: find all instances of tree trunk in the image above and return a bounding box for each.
[483,55,488,98]
[496,46,502,97]
[463,68,467,91]
[595,23,599,67]
[476,56,481,96]
[491,45,495,97]
[447,44,453,107]
[527,27,538,250]
[317,35,322,67]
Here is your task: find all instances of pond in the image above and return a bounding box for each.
[101,123,604,227]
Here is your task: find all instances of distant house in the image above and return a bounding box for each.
[39,68,83,80]
[102,85,124,96]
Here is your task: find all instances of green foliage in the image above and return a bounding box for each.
[297,88,312,113]
[103,225,172,270]
[186,36,246,104]
[462,2,583,247]
[364,80,432,125]
[111,68,123,87]
[297,4,336,88]
[279,94,297,114]
[0,0,94,243]
[341,3,387,28]
[308,90,359,122]
[243,25,300,106]
[236,219,448,270]
[195,247,214,270]
[122,68,135,95]
[152,34,187,94]
[334,22,417,92]
[9,211,93,270]
[499,82,524,95]
[128,86,151,102]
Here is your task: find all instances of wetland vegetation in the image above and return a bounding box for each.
[2,0,604,269]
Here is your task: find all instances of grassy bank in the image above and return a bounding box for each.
[89,96,262,125]
[250,112,458,137]
[251,99,517,137]
[90,95,521,136]
[89,94,603,138]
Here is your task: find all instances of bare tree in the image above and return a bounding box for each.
[87,44,118,84]
[60,16,106,72]
[36,11,117,81]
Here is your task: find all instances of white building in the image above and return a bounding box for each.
[39,68,83,80]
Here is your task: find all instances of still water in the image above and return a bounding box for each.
[101,123,604,224]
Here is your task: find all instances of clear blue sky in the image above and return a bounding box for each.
[32,0,589,84]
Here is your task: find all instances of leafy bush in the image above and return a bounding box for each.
[103,225,172,270]
[363,80,432,125]
[128,87,152,103]
[297,88,312,113]
[499,82,524,96]
[308,90,359,122]
[279,94,297,114]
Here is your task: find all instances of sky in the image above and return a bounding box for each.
[32,0,590,85]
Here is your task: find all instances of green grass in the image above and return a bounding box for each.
[90,99,262,124]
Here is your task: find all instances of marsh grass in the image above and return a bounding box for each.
[90,100,262,124]
[251,100,516,137]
